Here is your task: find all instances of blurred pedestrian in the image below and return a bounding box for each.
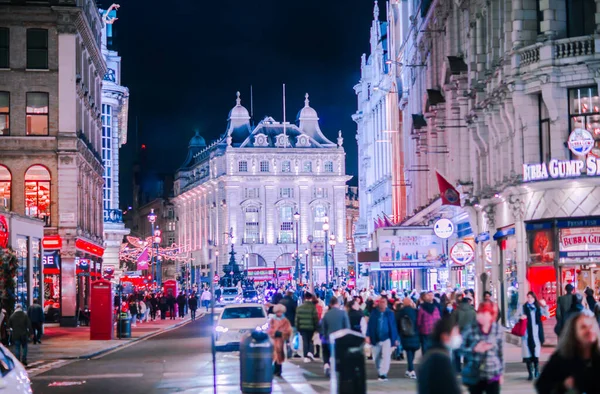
[201,288,211,311]
[585,287,596,311]
[167,292,176,320]
[8,304,32,366]
[188,293,198,321]
[177,291,187,318]
[460,301,504,394]
[268,304,293,377]
[321,297,350,377]
[555,284,574,335]
[417,315,462,394]
[396,297,419,378]
[347,298,365,333]
[417,291,441,354]
[150,293,158,321]
[295,292,319,362]
[521,291,549,380]
[27,298,44,344]
[366,297,399,381]
[452,295,477,372]
[536,310,600,394]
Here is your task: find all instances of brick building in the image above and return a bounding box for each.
[0,0,107,326]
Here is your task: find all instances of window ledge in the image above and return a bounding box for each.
[1,135,54,139]
[0,68,10,71]
[25,68,50,72]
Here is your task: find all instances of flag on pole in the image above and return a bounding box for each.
[374,217,380,230]
[436,171,461,206]
[137,247,150,270]
[382,213,394,227]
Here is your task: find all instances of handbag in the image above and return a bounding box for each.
[511,318,527,337]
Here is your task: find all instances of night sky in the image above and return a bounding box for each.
[101,0,380,207]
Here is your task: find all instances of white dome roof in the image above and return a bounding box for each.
[228,91,250,120]
[297,93,319,121]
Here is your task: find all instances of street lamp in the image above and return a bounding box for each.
[307,235,314,294]
[329,234,337,284]
[147,209,157,285]
[154,228,162,285]
[322,216,330,287]
[293,211,300,285]
[245,253,249,276]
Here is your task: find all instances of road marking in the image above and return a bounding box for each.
[162,372,197,378]
[34,373,144,380]
[48,381,86,387]
[28,360,77,378]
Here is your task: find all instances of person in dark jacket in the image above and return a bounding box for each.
[176,292,187,318]
[8,304,32,365]
[585,287,596,311]
[188,293,198,321]
[451,296,477,372]
[563,293,585,332]
[366,297,399,381]
[279,291,297,328]
[555,284,574,335]
[536,310,600,394]
[149,294,158,321]
[294,292,319,362]
[347,298,364,333]
[321,297,350,376]
[417,315,462,394]
[27,299,44,344]
[167,293,176,320]
[521,291,549,380]
[159,294,168,320]
[396,297,420,378]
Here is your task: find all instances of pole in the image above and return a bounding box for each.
[210,253,217,394]
[325,229,329,287]
[331,243,336,284]
[151,221,155,287]
[295,221,299,285]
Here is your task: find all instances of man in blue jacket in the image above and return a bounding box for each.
[366,297,399,381]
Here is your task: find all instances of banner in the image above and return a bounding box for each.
[559,227,600,258]
[43,250,61,275]
[528,228,555,263]
[378,228,442,267]
[137,247,150,270]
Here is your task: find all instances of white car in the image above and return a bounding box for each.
[214,303,268,351]
[219,287,242,306]
[0,343,32,394]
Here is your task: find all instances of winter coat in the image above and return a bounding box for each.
[166,295,176,307]
[267,316,293,364]
[395,306,420,351]
[461,322,504,385]
[279,295,297,327]
[321,308,350,344]
[417,344,461,394]
[201,291,211,301]
[348,308,364,333]
[27,303,44,323]
[366,307,399,345]
[295,301,319,332]
[555,293,573,330]
[177,294,187,307]
[521,302,548,359]
[8,310,32,340]
[452,301,477,332]
[536,350,600,394]
[188,296,198,310]
[417,302,441,336]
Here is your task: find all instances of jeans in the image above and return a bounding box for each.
[420,334,432,355]
[322,342,331,365]
[13,338,28,362]
[178,305,185,318]
[32,322,43,343]
[190,309,196,321]
[373,339,392,376]
[406,349,416,372]
[299,330,314,357]
[203,300,210,311]
[467,380,500,394]
[150,308,157,320]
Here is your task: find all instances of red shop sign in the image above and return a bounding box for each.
[0,215,8,249]
[75,238,104,257]
[42,235,63,250]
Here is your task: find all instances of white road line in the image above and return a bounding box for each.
[33,373,144,380]
[27,360,77,378]
[162,372,197,378]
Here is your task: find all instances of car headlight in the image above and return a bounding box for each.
[215,325,229,333]
[252,297,257,301]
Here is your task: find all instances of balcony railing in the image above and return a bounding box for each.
[277,236,297,244]
[103,209,123,223]
[241,237,264,245]
[516,35,597,69]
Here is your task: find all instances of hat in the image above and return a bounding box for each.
[273,304,287,314]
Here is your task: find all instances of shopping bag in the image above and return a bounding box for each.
[291,332,301,352]
[511,318,527,337]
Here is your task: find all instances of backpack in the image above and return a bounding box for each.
[399,314,415,337]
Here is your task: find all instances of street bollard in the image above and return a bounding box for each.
[330,329,366,394]
[240,330,273,394]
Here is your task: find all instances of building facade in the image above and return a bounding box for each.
[173,93,351,286]
[0,0,107,326]
[100,5,130,282]
[385,0,600,325]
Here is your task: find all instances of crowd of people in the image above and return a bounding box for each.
[114,290,202,323]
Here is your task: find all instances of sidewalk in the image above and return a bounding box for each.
[26,315,195,364]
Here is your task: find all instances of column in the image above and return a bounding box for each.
[510,196,528,307]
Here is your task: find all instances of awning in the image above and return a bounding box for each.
[447,56,468,75]
[412,114,427,130]
[426,89,445,106]
[493,227,515,240]
[42,235,62,250]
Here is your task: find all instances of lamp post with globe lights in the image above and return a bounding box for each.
[147,209,157,283]
[322,216,330,286]
[293,211,300,285]
[307,235,314,294]
[329,234,336,285]
[154,228,162,285]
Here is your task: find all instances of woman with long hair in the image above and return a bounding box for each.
[536,310,600,393]
[521,291,549,380]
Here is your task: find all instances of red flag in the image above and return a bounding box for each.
[436,171,461,206]
[377,216,385,228]
[382,214,394,227]
[137,247,150,270]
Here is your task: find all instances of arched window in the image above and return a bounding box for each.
[244,206,260,243]
[277,205,294,244]
[25,165,50,226]
[247,253,267,268]
[0,165,11,210]
[274,253,294,267]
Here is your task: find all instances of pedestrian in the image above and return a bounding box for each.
[347,298,365,333]
[460,301,504,394]
[150,294,158,321]
[177,291,187,319]
[279,291,297,331]
[440,293,453,317]
[159,294,168,320]
[536,310,600,394]
[201,288,211,311]
[555,284,574,335]
[312,295,325,358]
[585,287,596,311]
[27,298,44,344]
[321,297,351,377]
[563,293,586,331]
[521,291,549,380]
[268,304,293,377]
[138,298,147,324]
[8,304,32,366]
[396,296,419,378]
[417,315,462,394]
[451,295,477,372]
[295,292,319,363]
[0,304,8,346]
[417,291,441,354]
[366,297,399,381]
[129,299,138,327]
[167,292,176,320]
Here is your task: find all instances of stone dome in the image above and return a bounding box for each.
[189,129,206,148]
[228,91,251,120]
[296,93,319,121]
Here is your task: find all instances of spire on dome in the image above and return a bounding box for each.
[236,91,241,106]
[373,0,379,20]
[304,93,310,107]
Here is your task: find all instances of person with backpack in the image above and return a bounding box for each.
[396,296,419,378]
[451,295,477,372]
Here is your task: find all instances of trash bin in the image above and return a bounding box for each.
[240,330,273,394]
[330,329,366,394]
[117,318,131,339]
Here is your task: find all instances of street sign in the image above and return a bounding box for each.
[433,218,454,239]
[213,275,220,283]
[312,242,325,256]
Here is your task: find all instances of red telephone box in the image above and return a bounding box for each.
[90,280,114,340]
[163,280,178,317]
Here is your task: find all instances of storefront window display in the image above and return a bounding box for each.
[558,225,600,296]
[32,238,41,303]
[527,224,557,317]
[498,233,519,326]
[16,236,28,307]
[24,165,51,226]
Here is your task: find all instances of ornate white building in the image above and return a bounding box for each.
[173,93,351,285]
[100,5,130,281]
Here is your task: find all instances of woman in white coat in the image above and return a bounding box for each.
[520,291,549,380]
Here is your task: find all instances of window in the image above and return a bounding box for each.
[0,28,8,69]
[221,307,265,319]
[167,222,175,231]
[281,161,291,173]
[26,92,49,135]
[102,104,112,210]
[278,205,294,243]
[0,165,11,210]
[26,29,48,69]
[303,161,312,172]
[569,86,600,158]
[312,204,328,239]
[324,161,334,173]
[0,92,8,135]
[244,206,260,242]
[539,95,551,163]
[259,161,269,172]
[314,187,328,198]
[536,0,543,34]
[244,187,259,199]
[238,161,248,172]
[279,187,294,198]
[567,0,595,37]
[24,165,51,226]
